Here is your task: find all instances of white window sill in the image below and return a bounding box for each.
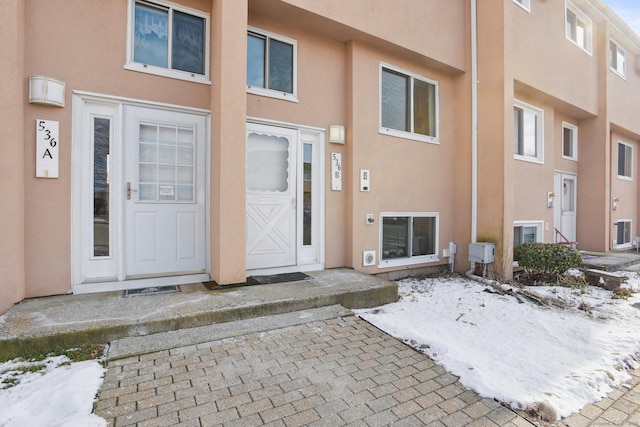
[610,68,626,80]
[562,155,578,162]
[514,154,544,164]
[617,175,633,181]
[124,63,211,85]
[378,255,439,269]
[247,86,298,103]
[566,38,592,56]
[379,128,439,145]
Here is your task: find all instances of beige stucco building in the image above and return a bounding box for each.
[1,0,640,314]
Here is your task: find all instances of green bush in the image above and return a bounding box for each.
[513,243,582,275]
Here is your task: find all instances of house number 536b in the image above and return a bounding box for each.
[36,119,60,178]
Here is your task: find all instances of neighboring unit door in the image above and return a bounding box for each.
[246,124,298,270]
[124,106,207,278]
[554,172,577,243]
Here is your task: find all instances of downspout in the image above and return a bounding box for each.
[471,0,478,245]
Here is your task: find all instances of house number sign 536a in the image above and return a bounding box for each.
[36,119,59,178]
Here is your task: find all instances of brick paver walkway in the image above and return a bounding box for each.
[95,315,532,426]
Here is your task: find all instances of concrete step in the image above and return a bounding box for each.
[0,269,397,359]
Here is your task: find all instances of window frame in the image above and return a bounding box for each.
[562,121,578,161]
[565,1,593,55]
[246,26,298,102]
[617,140,633,180]
[613,219,633,249]
[513,221,544,246]
[125,0,210,84]
[379,62,440,144]
[513,0,531,13]
[610,39,627,79]
[379,212,439,268]
[513,99,544,164]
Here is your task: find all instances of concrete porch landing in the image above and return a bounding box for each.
[0,268,398,359]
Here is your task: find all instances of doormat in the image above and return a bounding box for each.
[246,272,311,285]
[123,285,180,298]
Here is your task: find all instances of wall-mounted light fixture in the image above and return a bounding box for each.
[613,197,619,211]
[329,125,345,144]
[29,75,65,107]
[547,192,555,208]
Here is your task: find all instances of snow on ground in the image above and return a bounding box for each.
[356,273,640,420]
[0,355,106,427]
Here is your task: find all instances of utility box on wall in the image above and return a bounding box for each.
[468,242,495,264]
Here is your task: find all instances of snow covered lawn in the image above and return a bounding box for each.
[356,273,640,420]
[0,354,106,427]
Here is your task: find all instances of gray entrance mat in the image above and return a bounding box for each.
[123,285,180,298]
[246,272,311,285]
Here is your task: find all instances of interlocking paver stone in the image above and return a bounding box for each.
[95,314,534,426]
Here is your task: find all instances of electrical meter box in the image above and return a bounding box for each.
[468,242,495,264]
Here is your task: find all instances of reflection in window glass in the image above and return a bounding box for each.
[303,144,312,246]
[94,118,111,257]
[382,217,409,259]
[268,38,293,93]
[247,34,266,87]
[381,69,409,132]
[134,3,168,68]
[172,10,205,74]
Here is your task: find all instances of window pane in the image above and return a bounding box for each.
[514,226,523,246]
[523,226,537,243]
[413,79,436,137]
[412,217,435,256]
[514,107,523,155]
[567,10,576,41]
[522,109,537,157]
[268,38,293,93]
[382,217,409,259]
[247,34,266,88]
[93,118,110,257]
[610,41,617,69]
[172,10,205,75]
[303,143,312,246]
[563,127,573,157]
[625,146,633,177]
[381,69,409,132]
[134,3,168,68]
[246,133,289,192]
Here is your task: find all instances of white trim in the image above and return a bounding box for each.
[513,0,530,13]
[561,121,578,161]
[246,116,324,133]
[379,62,440,145]
[125,0,211,84]
[247,26,298,102]
[610,39,627,79]
[513,99,544,164]
[565,0,593,55]
[73,90,211,115]
[378,212,440,268]
[617,140,634,180]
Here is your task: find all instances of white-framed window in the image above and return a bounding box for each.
[614,219,632,248]
[379,63,439,144]
[513,221,543,246]
[247,27,298,102]
[379,212,439,267]
[610,40,626,78]
[562,122,578,161]
[565,1,592,54]
[514,99,544,163]
[617,141,633,180]
[125,0,210,84]
[513,0,531,13]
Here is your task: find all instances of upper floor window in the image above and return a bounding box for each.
[126,0,210,83]
[618,141,633,180]
[247,27,297,101]
[380,63,439,144]
[514,99,544,163]
[562,122,578,161]
[610,40,626,78]
[566,1,592,54]
[513,0,530,12]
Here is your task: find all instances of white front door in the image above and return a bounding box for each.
[124,106,207,278]
[73,97,208,291]
[554,172,577,243]
[246,124,298,270]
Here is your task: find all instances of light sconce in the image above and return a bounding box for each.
[29,75,65,107]
[547,192,555,208]
[613,197,619,211]
[329,125,345,144]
